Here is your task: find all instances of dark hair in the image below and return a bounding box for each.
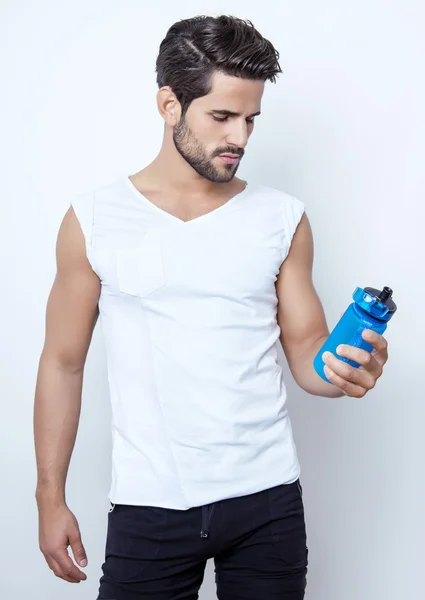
[155,15,282,117]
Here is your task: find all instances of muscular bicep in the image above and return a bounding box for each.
[41,207,101,372]
[276,212,329,375]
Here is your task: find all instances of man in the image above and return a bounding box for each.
[34,14,389,599]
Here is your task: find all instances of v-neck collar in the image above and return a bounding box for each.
[124,175,250,226]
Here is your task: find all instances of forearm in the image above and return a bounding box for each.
[289,335,345,398]
[34,354,84,506]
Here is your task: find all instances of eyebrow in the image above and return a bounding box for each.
[209,109,261,118]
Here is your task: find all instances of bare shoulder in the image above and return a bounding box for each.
[283,212,313,267]
[57,206,96,274]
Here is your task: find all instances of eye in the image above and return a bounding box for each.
[213,116,255,124]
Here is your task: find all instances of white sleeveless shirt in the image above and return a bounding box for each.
[71,176,305,510]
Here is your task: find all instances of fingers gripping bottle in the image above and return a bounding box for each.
[314,286,397,384]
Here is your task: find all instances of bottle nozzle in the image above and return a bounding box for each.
[378,286,393,303]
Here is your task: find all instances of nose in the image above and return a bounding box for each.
[226,121,249,150]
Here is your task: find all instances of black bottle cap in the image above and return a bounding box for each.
[364,286,397,314]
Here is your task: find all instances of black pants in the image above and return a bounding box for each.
[97,479,308,599]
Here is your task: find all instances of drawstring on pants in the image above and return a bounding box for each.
[200,503,216,538]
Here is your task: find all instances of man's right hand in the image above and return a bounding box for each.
[37,501,88,584]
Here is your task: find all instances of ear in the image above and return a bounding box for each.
[157,86,181,127]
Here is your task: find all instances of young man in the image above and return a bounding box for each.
[34,14,389,599]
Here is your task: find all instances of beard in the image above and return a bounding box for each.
[173,116,242,183]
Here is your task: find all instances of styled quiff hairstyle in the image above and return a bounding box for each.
[155,15,282,117]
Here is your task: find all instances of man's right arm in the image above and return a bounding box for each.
[34,205,100,504]
[34,206,100,583]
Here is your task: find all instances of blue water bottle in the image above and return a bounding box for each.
[314,286,397,384]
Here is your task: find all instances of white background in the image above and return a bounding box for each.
[2,1,424,598]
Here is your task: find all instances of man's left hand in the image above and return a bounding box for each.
[322,329,389,398]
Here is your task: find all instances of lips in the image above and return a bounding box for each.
[218,155,240,164]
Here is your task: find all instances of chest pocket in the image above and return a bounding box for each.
[116,231,165,298]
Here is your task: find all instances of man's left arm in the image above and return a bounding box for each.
[276,212,389,398]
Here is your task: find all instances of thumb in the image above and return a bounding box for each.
[69,529,88,568]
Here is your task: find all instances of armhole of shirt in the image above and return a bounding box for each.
[280,194,306,264]
[70,191,96,272]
